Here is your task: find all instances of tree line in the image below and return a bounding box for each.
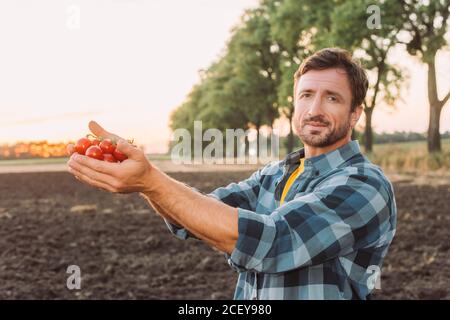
[170,0,450,154]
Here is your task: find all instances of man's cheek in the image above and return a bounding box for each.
[293,111,303,125]
[292,117,302,135]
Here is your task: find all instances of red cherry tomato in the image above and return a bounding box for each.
[92,139,101,146]
[85,146,104,160]
[103,153,117,163]
[113,149,128,162]
[75,138,92,155]
[99,139,116,154]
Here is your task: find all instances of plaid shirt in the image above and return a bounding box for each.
[165,141,397,300]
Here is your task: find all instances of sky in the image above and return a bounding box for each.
[0,0,449,153]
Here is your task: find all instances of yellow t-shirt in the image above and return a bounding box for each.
[280,160,304,206]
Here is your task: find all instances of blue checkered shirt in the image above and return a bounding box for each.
[165,140,397,300]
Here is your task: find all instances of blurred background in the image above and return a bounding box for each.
[0,0,449,299]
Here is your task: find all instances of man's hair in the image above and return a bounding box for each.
[294,47,369,112]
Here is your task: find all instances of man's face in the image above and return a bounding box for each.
[293,68,361,148]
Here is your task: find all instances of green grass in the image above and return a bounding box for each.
[279,138,450,172]
[1,140,449,172]
[0,154,172,166]
[371,138,450,152]
[0,157,69,166]
[147,154,172,161]
[366,138,450,172]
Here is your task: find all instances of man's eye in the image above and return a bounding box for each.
[328,96,338,102]
[300,93,311,99]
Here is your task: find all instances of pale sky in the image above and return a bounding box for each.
[0,0,449,153]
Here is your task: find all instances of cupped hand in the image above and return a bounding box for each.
[67,121,153,194]
[66,121,122,156]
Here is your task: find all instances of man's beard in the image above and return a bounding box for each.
[294,114,351,148]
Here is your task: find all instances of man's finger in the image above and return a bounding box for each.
[68,157,117,187]
[116,139,140,160]
[70,153,119,176]
[88,121,122,141]
[68,166,115,193]
[66,144,75,156]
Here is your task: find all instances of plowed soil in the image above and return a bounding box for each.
[0,171,449,299]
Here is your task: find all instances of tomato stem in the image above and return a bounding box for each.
[86,133,97,140]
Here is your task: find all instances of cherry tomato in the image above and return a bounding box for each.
[85,146,104,160]
[92,139,101,146]
[113,149,128,162]
[99,139,116,154]
[103,153,117,163]
[75,138,92,155]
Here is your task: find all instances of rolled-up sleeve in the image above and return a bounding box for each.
[207,169,262,210]
[227,171,394,274]
[164,169,263,240]
[164,219,195,240]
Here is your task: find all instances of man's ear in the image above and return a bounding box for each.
[350,105,363,128]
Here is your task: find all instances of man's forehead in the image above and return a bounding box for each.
[296,68,351,93]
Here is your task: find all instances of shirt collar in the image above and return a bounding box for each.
[284,140,362,175]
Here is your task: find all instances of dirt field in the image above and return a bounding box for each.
[0,170,449,299]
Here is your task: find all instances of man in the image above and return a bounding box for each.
[67,48,397,300]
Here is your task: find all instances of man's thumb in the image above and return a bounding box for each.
[116,139,139,159]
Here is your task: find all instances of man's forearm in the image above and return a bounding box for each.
[142,195,182,227]
[141,166,239,254]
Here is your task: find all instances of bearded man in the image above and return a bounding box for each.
[67,48,397,300]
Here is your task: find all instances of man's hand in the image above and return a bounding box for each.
[66,120,122,155]
[67,121,153,194]
[67,122,238,254]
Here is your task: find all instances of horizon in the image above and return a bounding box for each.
[0,1,449,154]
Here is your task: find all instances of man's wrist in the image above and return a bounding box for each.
[141,163,163,196]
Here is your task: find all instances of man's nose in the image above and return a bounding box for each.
[307,95,324,117]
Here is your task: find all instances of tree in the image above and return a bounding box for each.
[225,6,282,156]
[268,0,317,153]
[169,56,251,155]
[397,0,450,152]
[170,6,282,157]
[329,0,405,152]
